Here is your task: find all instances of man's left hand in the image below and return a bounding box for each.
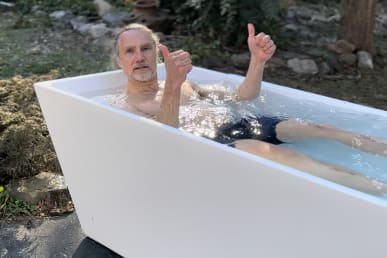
[247,23,276,63]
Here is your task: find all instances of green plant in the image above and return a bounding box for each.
[161,0,281,47]
[178,36,221,63]
[0,190,36,218]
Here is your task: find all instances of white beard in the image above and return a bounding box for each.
[132,69,154,82]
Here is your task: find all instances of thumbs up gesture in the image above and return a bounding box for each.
[247,23,276,63]
[159,44,192,90]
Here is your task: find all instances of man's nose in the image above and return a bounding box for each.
[134,51,145,62]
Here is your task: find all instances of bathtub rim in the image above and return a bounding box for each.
[34,64,387,118]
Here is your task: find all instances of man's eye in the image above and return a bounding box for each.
[126,49,134,53]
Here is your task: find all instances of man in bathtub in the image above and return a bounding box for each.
[113,23,387,195]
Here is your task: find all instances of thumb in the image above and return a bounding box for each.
[158,44,170,60]
[247,23,255,37]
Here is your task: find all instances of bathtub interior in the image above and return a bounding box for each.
[87,64,387,187]
[34,64,387,258]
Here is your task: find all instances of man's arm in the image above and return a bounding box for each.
[157,44,192,127]
[189,24,275,102]
[236,23,276,100]
[158,80,182,127]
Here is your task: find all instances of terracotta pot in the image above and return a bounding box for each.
[127,12,140,23]
[134,0,157,9]
[132,0,157,19]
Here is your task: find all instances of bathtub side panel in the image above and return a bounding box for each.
[35,84,387,258]
[45,70,127,94]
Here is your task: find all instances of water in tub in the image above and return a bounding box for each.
[90,80,387,199]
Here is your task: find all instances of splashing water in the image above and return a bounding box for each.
[89,80,387,199]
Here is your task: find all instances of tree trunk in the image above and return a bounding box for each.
[337,0,377,52]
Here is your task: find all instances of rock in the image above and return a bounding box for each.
[31,5,40,12]
[33,10,47,17]
[102,11,132,27]
[0,1,14,9]
[89,23,110,38]
[333,39,356,54]
[49,10,66,19]
[49,10,74,23]
[305,48,327,58]
[77,23,93,35]
[374,22,387,37]
[6,172,68,205]
[71,18,110,38]
[27,45,50,55]
[299,29,318,40]
[94,0,113,17]
[49,11,74,29]
[287,58,319,74]
[281,51,309,60]
[101,38,116,50]
[231,52,250,70]
[357,51,374,69]
[322,51,341,72]
[70,16,89,31]
[338,53,357,66]
[376,13,387,27]
[283,23,299,32]
[296,6,315,20]
[315,36,336,47]
[319,61,332,75]
[111,27,124,39]
[310,14,340,23]
[31,5,47,16]
[266,57,287,68]
[286,8,296,19]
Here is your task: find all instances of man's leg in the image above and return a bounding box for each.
[275,119,387,157]
[234,139,387,195]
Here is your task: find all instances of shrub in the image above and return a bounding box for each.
[160,0,281,47]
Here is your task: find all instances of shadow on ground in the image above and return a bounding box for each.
[0,212,121,257]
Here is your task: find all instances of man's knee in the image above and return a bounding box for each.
[234,139,272,154]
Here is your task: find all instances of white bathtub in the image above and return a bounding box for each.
[35,64,387,258]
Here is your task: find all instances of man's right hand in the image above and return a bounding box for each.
[159,44,192,91]
[156,44,192,128]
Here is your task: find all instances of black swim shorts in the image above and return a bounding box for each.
[214,116,285,145]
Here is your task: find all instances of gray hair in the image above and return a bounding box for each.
[109,23,162,70]
[114,23,160,57]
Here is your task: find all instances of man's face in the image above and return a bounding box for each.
[116,29,157,82]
